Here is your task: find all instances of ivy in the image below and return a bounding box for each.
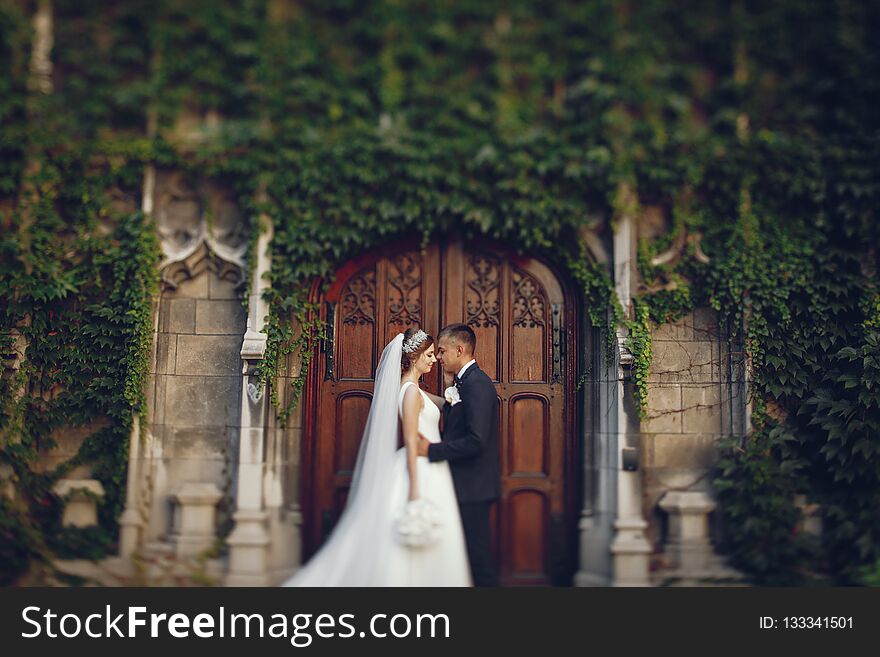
[625,302,652,420]
[713,428,820,586]
[2,0,879,585]
[1,0,161,582]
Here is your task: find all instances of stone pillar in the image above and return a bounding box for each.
[118,153,157,558]
[262,366,305,584]
[169,482,222,558]
[119,390,146,557]
[610,351,652,586]
[225,201,273,586]
[224,389,271,585]
[52,479,105,528]
[658,491,718,577]
[575,313,617,587]
[609,194,652,586]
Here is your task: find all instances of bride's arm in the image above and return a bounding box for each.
[400,386,423,501]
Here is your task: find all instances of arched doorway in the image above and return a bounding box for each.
[301,237,580,585]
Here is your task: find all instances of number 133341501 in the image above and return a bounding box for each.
[759,616,853,629]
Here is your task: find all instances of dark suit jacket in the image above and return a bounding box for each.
[427,362,501,503]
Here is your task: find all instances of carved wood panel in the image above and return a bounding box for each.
[387,252,422,329]
[511,266,548,383]
[465,253,502,381]
[338,268,376,380]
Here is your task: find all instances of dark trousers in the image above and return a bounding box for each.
[458,501,498,587]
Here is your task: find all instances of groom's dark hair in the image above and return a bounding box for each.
[438,323,476,355]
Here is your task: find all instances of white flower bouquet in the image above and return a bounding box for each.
[394,498,443,548]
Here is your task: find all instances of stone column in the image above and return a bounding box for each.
[119,165,156,558]
[608,194,652,586]
[657,490,741,583]
[574,344,619,586]
[574,307,618,587]
[118,414,145,556]
[224,383,270,585]
[610,342,652,586]
[169,482,223,558]
[225,202,273,586]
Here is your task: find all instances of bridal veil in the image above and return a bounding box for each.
[281,333,405,586]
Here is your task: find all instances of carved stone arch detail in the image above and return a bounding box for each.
[154,169,248,291]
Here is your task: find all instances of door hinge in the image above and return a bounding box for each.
[324,301,336,381]
[551,303,564,384]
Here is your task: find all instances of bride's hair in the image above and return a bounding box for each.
[400,327,434,373]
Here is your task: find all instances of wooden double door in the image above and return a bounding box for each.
[303,238,577,585]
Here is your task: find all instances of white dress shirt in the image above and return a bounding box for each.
[456,358,477,381]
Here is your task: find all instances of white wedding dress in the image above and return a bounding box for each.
[378,381,472,586]
[281,334,472,587]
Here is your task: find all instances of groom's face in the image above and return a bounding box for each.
[436,336,464,372]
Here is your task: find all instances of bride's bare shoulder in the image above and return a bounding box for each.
[400,382,424,413]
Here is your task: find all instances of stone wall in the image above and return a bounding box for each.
[641,307,739,568]
[143,266,246,547]
[36,420,110,478]
[140,169,249,554]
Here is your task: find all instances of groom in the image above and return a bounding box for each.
[418,323,501,586]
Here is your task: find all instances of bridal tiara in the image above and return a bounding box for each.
[402,329,428,354]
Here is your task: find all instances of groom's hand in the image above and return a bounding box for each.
[417,436,431,457]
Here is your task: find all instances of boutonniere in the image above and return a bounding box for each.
[444,385,462,406]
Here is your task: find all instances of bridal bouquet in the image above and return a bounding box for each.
[394,498,443,548]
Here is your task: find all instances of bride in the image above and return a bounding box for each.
[281,327,472,586]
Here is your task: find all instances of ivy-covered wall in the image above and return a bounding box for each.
[1,0,878,585]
